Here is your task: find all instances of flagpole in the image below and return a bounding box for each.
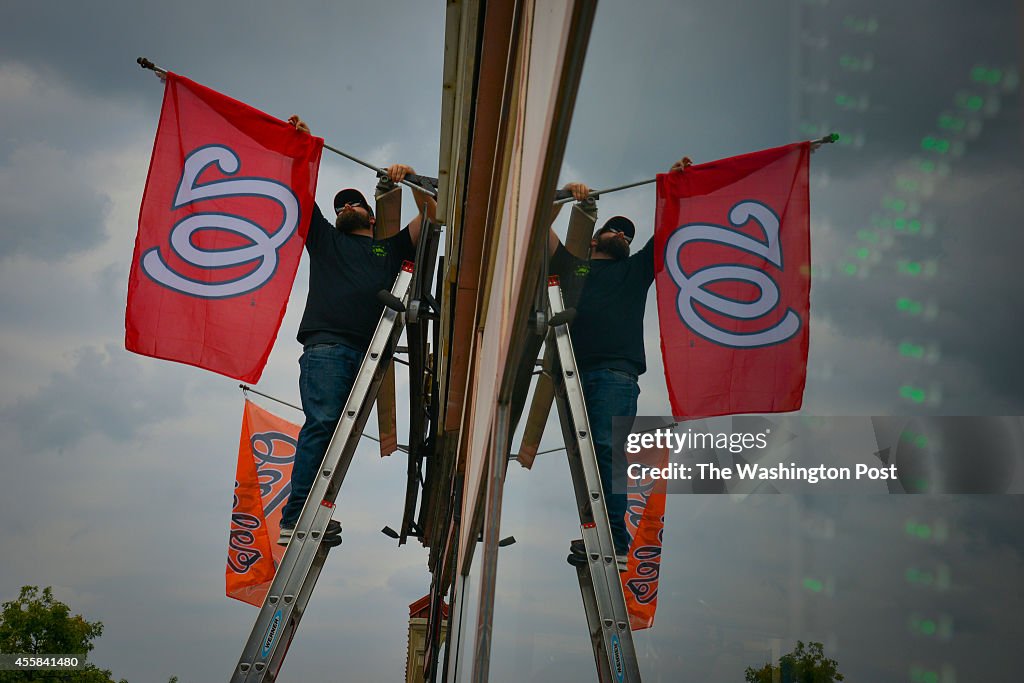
[320,143,439,199]
[239,384,302,413]
[136,57,438,198]
[553,177,658,204]
[552,133,839,205]
[238,384,408,453]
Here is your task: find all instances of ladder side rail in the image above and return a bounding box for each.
[572,561,615,683]
[260,541,332,682]
[547,279,622,576]
[233,263,415,682]
[547,277,642,682]
[553,367,616,683]
[552,381,631,683]
[266,535,338,680]
[234,494,339,681]
[552,381,600,520]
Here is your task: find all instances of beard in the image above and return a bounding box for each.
[595,235,629,260]
[335,209,372,233]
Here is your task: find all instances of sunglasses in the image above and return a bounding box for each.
[601,228,633,244]
[336,201,368,213]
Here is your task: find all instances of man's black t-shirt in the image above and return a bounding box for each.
[550,238,655,376]
[297,205,415,350]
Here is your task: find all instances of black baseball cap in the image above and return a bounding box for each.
[597,215,635,242]
[333,188,374,217]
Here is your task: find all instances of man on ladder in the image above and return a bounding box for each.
[548,156,692,570]
[277,115,436,545]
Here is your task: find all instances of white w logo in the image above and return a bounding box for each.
[141,145,301,298]
[663,200,801,348]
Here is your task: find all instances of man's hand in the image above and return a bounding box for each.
[385,164,415,183]
[287,115,310,134]
[670,156,693,172]
[562,182,591,201]
[388,164,435,246]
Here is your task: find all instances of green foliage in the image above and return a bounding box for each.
[745,640,845,683]
[0,586,127,682]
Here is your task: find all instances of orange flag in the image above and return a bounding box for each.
[621,446,669,630]
[226,399,300,606]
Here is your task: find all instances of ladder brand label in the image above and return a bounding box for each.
[261,610,283,657]
[611,633,624,681]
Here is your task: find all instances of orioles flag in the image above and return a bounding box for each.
[126,72,324,382]
[655,142,811,417]
[227,399,299,607]
[621,445,670,630]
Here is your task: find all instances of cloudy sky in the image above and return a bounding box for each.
[1,1,1022,681]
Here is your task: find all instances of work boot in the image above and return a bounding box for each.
[567,538,587,568]
[322,519,343,548]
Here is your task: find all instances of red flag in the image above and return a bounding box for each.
[126,73,323,382]
[655,142,810,417]
[227,399,299,606]
[621,446,669,630]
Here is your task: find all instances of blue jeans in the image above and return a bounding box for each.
[580,368,640,556]
[280,342,364,529]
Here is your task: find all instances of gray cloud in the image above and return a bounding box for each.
[0,141,110,260]
[809,160,1024,412]
[0,344,187,453]
[0,62,156,261]
[0,2,445,167]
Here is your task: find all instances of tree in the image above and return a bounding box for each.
[744,640,844,683]
[0,585,126,682]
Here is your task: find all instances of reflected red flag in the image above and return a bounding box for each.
[655,142,810,417]
[226,399,299,607]
[126,72,323,382]
[621,446,669,630]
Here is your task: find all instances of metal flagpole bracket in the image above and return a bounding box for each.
[136,57,167,80]
[810,132,839,152]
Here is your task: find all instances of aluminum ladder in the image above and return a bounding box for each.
[545,275,642,683]
[231,262,415,682]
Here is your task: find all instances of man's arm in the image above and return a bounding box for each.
[637,156,694,283]
[385,164,436,247]
[286,116,435,246]
[287,115,328,250]
[549,182,590,255]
